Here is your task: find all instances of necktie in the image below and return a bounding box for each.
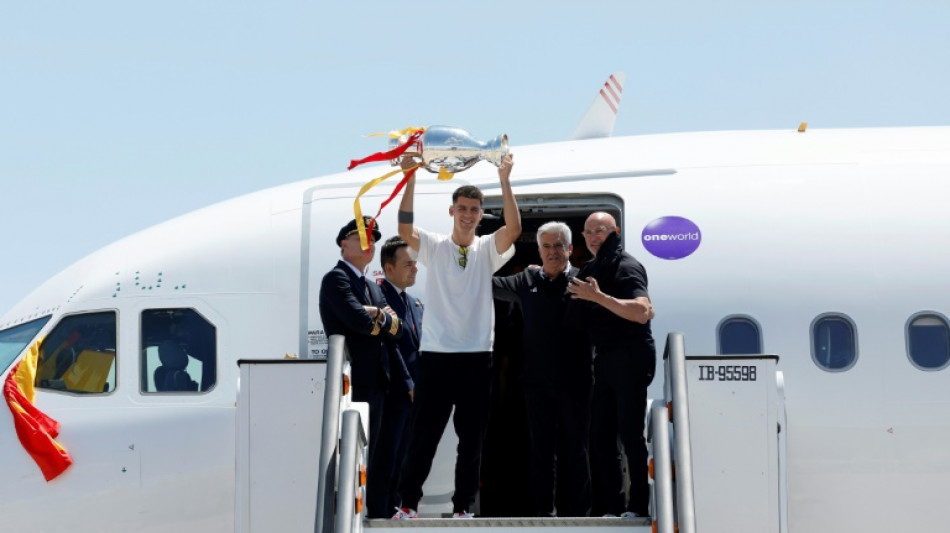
[401,291,416,334]
[360,276,371,302]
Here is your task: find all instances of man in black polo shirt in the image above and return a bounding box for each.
[567,211,655,518]
[492,221,593,517]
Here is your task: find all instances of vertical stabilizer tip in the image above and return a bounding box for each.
[571,72,627,140]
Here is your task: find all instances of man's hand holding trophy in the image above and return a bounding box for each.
[389,125,509,179]
[347,126,509,250]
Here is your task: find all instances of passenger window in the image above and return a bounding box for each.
[811,314,858,371]
[35,312,117,394]
[906,313,950,370]
[718,316,762,354]
[141,309,217,393]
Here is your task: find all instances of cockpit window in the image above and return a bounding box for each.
[0,316,52,375]
[35,312,117,394]
[141,309,217,393]
[906,313,950,370]
[811,313,858,372]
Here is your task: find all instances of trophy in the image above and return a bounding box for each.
[390,126,508,174]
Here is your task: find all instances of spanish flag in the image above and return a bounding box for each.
[3,340,73,481]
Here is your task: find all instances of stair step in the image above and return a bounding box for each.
[366,516,651,530]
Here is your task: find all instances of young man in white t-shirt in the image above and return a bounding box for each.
[393,153,521,519]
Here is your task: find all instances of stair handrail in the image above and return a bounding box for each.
[334,409,367,533]
[314,335,347,533]
[649,402,676,533]
[665,331,697,533]
[777,371,789,533]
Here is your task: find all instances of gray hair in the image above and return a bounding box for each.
[536,221,572,245]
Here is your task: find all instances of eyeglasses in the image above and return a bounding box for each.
[582,226,615,238]
[458,245,468,269]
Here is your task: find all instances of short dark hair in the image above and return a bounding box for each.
[380,236,409,268]
[452,185,483,206]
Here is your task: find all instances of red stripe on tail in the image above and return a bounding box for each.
[600,88,618,114]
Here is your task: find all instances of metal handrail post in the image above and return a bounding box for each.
[667,332,696,533]
[650,403,675,533]
[776,371,789,533]
[335,410,365,533]
[315,335,346,533]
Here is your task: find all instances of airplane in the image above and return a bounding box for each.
[1,70,949,532]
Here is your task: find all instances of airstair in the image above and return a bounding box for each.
[234,333,787,533]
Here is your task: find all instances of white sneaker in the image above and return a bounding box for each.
[453,511,475,519]
[392,507,418,520]
[621,511,644,519]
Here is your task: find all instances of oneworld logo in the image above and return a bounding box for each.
[641,216,702,260]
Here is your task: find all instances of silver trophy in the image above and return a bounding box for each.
[391,126,508,174]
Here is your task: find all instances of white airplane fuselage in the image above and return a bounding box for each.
[1,126,948,533]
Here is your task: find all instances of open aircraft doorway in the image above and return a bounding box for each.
[478,194,622,517]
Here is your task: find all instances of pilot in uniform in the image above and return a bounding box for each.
[319,217,403,511]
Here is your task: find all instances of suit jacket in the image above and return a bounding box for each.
[380,280,423,395]
[319,260,403,402]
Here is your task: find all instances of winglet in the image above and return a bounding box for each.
[571,72,626,140]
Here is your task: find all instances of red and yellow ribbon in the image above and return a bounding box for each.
[348,129,422,250]
[348,128,424,170]
[348,126,458,249]
[3,338,73,481]
[353,164,419,250]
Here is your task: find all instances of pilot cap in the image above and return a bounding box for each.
[336,216,382,247]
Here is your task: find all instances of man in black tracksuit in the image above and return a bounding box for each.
[567,212,656,518]
[493,221,594,517]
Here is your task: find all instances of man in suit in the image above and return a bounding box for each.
[319,217,403,516]
[369,235,424,518]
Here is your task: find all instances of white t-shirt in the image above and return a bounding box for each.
[417,228,515,353]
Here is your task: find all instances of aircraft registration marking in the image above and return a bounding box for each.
[697,365,757,382]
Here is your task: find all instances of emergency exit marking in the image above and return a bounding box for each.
[698,365,757,382]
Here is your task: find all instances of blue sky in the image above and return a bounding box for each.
[2,1,949,314]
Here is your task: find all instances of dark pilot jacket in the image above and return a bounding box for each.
[319,260,403,402]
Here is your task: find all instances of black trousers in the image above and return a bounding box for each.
[367,386,412,518]
[397,352,492,514]
[524,385,592,517]
[353,384,386,517]
[590,349,652,516]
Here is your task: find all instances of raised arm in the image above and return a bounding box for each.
[398,157,421,252]
[492,273,523,304]
[493,153,521,254]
